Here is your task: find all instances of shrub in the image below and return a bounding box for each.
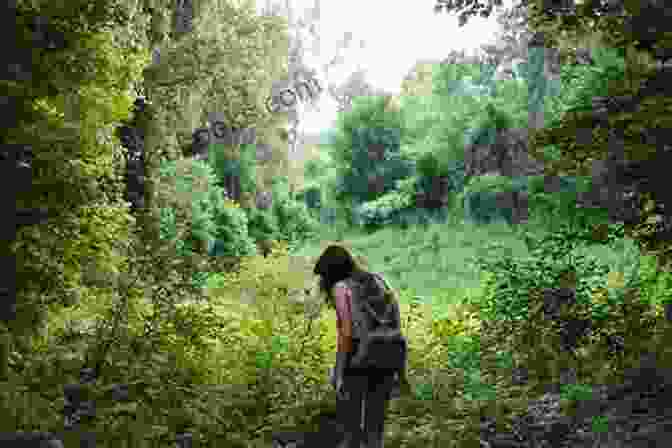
[300,184,322,210]
[210,198,257,258]
[461,173,525,224]
[526,175,596,228]
[246,207,279,243]
[270,180,319,247]
[156,158,236,288]
[210,241,333,412]
[357,190,414,231]
[156,158,222,255]
[468,223,613,325]
[209,143,258,203]
[471,221,665,393]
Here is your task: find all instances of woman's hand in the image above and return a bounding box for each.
[335,376,348,400]
[329,368,349,400]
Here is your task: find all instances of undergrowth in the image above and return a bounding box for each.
[4,213,671,447]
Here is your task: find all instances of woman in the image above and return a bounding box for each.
[314,245,407,448]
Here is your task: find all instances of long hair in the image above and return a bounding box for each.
[314,245,394,310]
[314,245,363,307]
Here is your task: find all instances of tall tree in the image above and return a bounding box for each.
[438,0,672,266]
[261,0,325,160]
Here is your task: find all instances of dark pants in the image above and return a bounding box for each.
[338,342,397,448]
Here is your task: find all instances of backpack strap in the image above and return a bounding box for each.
[371,273,392,293]
[372,273,402,331]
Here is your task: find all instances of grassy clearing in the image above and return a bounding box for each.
[295,214,638,312]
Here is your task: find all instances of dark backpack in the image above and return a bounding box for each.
[344,272,407,371]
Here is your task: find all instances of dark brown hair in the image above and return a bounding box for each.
[313,245,394,313]
[314,245,363,307]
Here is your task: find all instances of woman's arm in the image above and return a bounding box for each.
[333,282,353,354]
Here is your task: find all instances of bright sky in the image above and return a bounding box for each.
[261,0,512,134]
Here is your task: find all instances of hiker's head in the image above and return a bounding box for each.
[314,245,362,306]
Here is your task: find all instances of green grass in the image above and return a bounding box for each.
[295,212,640,313]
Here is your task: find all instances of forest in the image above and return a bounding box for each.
[5,0,672,447]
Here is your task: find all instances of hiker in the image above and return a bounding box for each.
[314,245,409,448]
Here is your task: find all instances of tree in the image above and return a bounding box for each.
[329,95,411,209]
[10,1,146,340]
[516,0,672,266]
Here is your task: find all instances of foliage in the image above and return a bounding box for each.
[433,0,506,27]
[458,173,523,224]
[544,45,627,132]
[303,156,330,182]
[466,103,517,148]
[210,198,257,258]
[5,0,307,446]
[511,1,672,269]
[525,174,612,229]
[209,242,334,415]
[465,173,517,195]
[356,190,415,232]
[431,301,481,342]
[238,143,258,197]
[632,253,672,313]
[296,184,323,210]
[559,382,595,403]
[468,223,614,324]
[328,95,410,205]
[54,223,254,445]
[205,142,258,205]
[11,1,148,339]
[270,179,319,248]
[139,0,290,243]
[401,61,527,210]
[402,64,483,168]
[11,1,672,447]
[144,0,289,133]
[529,52,672,268]
[471,230,664,407]
[245,207,279,244]
[206,143,231,194]
[156,158,224,256]
[429,61,484,98]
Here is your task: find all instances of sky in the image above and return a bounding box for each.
[259,0,512,135]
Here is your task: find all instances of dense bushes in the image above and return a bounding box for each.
[356,177,417,231]
[458,173,524,224]
[467,218,666,390]
[469,222,625,324]
[209,200,257,258]
[297,184,322,211]
[245,207,279,244]
[157,158,222,256]
[268,180,319,249]
[544,45,627,131]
